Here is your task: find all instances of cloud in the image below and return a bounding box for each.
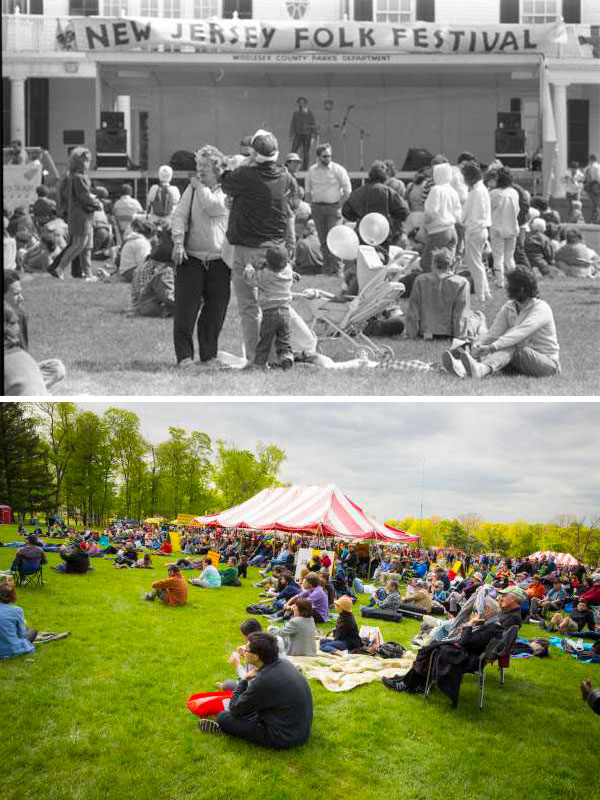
[78,401,600,523]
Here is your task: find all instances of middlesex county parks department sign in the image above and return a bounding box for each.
[58,18,573,60]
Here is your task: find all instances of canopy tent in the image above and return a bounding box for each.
[193,484,416,544]
[528,550,579,566]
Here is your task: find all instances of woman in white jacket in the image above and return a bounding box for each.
[171,146,230,367]
[489,167,519,288]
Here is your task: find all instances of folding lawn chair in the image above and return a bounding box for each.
[294,264,407,360]
[424,625,520,710]
[12,560,44,588]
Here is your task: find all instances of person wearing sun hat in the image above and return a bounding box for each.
[320,595,362,654]
[221,129,297,363]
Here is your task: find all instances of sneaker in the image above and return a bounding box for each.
[459,349,489,379]
[382,677,408,693]
[143,593,155,601]
[441,350,466,379]
[177,358,196,370]
[280,357,294,371]
[197,719,223,735]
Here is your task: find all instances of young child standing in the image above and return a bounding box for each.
[244,244,294,370]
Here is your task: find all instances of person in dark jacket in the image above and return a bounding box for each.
[342,160,409,255]
[382,595,504,705]
[221,130,296,363]
[11,535,47,572]
[524,218,556,276]
[50,147,102,281]
[199,631,313,749]
[320,595,362,654]
[52,541,90,574]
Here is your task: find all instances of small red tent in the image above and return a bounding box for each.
[0,505,13,524]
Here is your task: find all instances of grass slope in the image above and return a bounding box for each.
[1,534,598,800]
[23,272,600,396]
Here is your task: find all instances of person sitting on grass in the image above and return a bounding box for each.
[189,557,221,588]
[442,267,560,380]
[157,538,172,556]
[0,582,37,659]
[278,572,329,623]
[320,595,362,655]
[397,579,433,614]
[529,579,566,620]
[581,680,600,715]
[237,554,248,580]
[555,228,598,278]
[217,618,281,690]
[362,579,402,615]
[545,600,597,634]
[524,218,558,278]
[52,541,90,574]
[134,553,153,569]
[219,557,241,587]
[268,597,317,656]
[199,631,314,749]
[143,564,188,606]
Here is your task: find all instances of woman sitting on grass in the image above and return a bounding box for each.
[276,573,329,624]
[189,557,221,589]
[0,582,36,658]
[269,597,317,656]
[320,595,362,655]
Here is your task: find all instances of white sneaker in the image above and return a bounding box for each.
[441,350,466,379]
[177,358,196,369]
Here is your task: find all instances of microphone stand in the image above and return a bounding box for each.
[334,104,354,166]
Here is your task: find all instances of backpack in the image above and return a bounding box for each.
[151,184,174,218]
[375,642,406,659]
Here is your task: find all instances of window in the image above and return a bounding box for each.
[103,0,129,13]
[222,0,252,19]
[522,0,558,24]
[140,0,159,15]
[69,0,100,14]
[353,0,373,20]
[415,0,434,21]
[375,0,412,23]
[562,0,581,24]
[500,0,519,23]
[193,0,219,16]
[163,0,182,16]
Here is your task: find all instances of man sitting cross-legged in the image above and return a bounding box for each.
[443,267,560,380]
[143,564,188,606]
[199,631,313,749]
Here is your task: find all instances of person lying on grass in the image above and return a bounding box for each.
[188,557,221,588]
[198,631,313,749]
[320,595,362,655]
[442,266,560,380]
[0,582,37,659]
[143,564,188,606]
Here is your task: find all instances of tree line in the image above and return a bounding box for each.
[0,403,286,526]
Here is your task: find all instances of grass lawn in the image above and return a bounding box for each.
[23,271,600,396]
[1,531,599,800]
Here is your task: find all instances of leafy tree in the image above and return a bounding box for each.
[35,402,78,513]
[212,441,286,508]
[63,411,114,525]
[0,403,55,517]
[441,519,468,551]
[104,408,148,519]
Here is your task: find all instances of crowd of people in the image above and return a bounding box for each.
[4,131,600,392]
[2,521,599,742]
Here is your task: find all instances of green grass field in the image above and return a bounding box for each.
[22,271,600,396]
[2,529,599,800]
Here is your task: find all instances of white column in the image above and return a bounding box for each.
[553,82,568,199]
[115,94,132,155]
[10,77,26,145]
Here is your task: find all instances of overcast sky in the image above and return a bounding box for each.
[79,401,599,524]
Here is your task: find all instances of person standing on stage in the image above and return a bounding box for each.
[305,144,352,277]
[289,97,317,171]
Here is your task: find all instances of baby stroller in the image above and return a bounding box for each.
[294,263,408,361]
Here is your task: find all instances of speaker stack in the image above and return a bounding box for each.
[495,111,526,168]
[96,111,128,169]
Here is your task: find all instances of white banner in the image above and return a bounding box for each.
[63,18,566,56]
[3,164,42,215]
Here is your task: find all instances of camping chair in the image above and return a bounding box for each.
[12,560,44,588]
[294,265,406,360]
[424,625,520,709]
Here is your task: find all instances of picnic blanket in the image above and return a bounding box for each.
[288,652,416,692]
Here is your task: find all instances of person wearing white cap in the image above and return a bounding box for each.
[145,165,180,227]
[221,130,297,363]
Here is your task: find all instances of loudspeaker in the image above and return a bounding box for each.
[495,128,525,154]
[100,111,125,130]
[510,97,522,113]
[496,154,527,168]
[497,112,521,130]
[96,128,127,153]
[96,154,128,169]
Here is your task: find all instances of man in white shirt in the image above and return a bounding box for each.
[305,143,352,276]
[462,162,492,303]
[442,267,560,379]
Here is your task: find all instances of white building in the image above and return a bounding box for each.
[2,0,599,195]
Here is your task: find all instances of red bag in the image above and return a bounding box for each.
[186,691,233,717]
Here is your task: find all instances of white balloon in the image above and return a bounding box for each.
[327,225,360,260]
[359,212,390,246]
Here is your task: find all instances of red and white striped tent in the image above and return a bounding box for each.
[528,550,579,566]
[193,484,417,543]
